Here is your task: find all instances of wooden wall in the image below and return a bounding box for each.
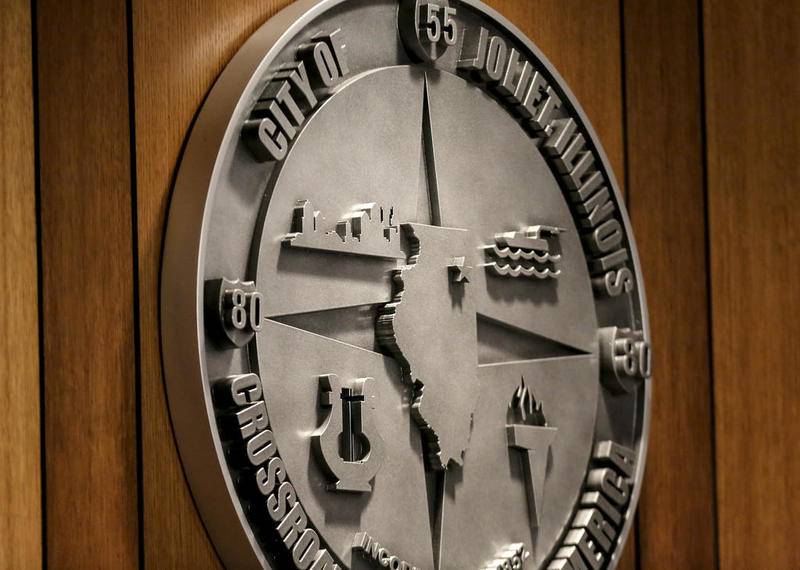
[623,1,718,568]
[0,0,40,567]
[703,1,799,567]
[1,0,797,568]
[36,0,139,567]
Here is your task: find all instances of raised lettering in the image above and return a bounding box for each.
[588,219,623,254]
[480,36,508,82]
[544,118,577,157]
[277,500,308,547]
[256,456,287,496]
[293,529,321,570]
[580,490,623,526]
[243,118,288,162]
[302,41,339,88]
[595,441,637,478]
[554,133,587,174]
[263,97,297,139]
[553,546,588,570]
[267,480,297,521]
[586,467,630,507]
[577,186,615,229]
[247,428,277,466]
[590,248,629,274]
[319,29,350,76]
[457,26,488,72]
[517,71,547,120]
[563,528,603,570]
[275,61,318,110]
[572,508,615,553]
[526,86,562,136]
[228,373,262,406]
[597,267,635,297]
[497,49,532,102]
[263,81,305,128]
[379,548,390,565]
[565,151,596,190]
[236,401,268,438]
[567,171,603,203]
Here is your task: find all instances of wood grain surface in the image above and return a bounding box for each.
[703,0,800,568]
[36,0,139,567]
[0,1,41,567]
[4,0,798,568]
[623,1,719,568]
[132,1,294,566]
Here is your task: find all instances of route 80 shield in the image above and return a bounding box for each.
[160,1,652,569]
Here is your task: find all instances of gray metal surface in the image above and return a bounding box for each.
[160,1,652,569]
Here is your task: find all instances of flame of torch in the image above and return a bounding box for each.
[507,377,557,529]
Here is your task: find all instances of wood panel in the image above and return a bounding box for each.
[8,0,796,567]
[623,1,718,568]
[482,2,636,569]
[36,0,139,567]
[0,0,41,567]
[132,1,294,567]
[703,0,800,568]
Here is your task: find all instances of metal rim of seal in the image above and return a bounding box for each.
[161,1,651,568]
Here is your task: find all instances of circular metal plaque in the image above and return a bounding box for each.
[161,1,652,569]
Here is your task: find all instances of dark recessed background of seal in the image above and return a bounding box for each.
[3,1,798,570]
